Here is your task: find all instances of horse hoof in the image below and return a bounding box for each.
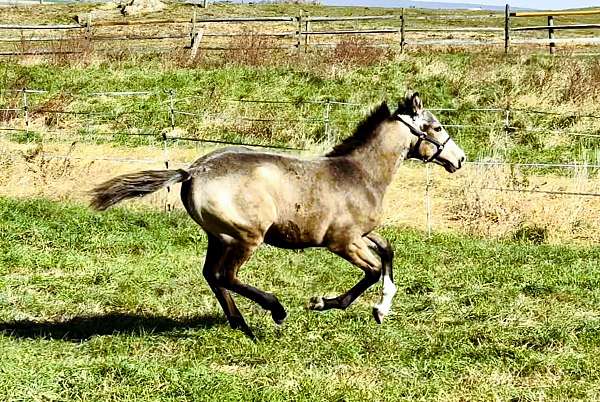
[308,296,325,311]
[372,307,385,324]
[228,316,255,339]
[272,308,287,325]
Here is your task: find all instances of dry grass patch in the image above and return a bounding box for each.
[1,138,597,244]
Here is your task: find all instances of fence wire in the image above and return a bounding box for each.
[3,88,600,229]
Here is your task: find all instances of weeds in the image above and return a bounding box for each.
[224,31,285,67]
[563,59,600,104]
[47,33,93,67]
[512,224,548,244]
[328,36,391,66]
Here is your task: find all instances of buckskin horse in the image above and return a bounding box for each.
[90,92,466,336]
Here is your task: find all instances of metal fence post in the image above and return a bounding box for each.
[169,89,176,131]
[548,15,556,55]
[296,15,303,54]
[400,8,405,53]
[504,106,511,132]
[504,4,510,54]
[324,99,331,144]
[22,88,29,133]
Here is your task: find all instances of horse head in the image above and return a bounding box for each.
[396,91,466,173]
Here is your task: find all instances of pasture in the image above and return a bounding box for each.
[1,1,600,401]
[2,197,600,401]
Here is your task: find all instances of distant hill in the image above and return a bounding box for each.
[318,1,533,11]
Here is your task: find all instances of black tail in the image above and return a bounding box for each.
[90,169,191,211]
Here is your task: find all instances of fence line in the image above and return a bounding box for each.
[2,90,600,144]
[17,152,600,200]
[467,161,600,169]
[4,88,600,118]
[479,187,600,197]
[18,150,600,172]
[5,123,598,232]
[1,6,599,56]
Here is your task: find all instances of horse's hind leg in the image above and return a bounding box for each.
[309,233,396,323]
[220,242,287,325]
[203,235,252,335]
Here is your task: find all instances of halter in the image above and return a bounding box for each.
[395,114,451,163]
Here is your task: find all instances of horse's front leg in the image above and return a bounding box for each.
[366,232,396,324]
[309,232,396,323]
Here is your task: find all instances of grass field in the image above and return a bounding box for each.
[1,2,600,399]
[1,196,600,401]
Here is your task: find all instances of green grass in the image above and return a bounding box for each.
[1,196,600,401]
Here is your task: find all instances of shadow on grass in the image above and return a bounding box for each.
[0,312,226,341]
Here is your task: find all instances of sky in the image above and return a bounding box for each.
[322,0,600,10]
[428,0,598,8]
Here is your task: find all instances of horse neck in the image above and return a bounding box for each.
[346,121,411,194]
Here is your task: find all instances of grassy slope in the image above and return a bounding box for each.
[2,52,600,164]
[1,196,600,401]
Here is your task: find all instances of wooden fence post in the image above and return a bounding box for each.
[304,15,310,51]
[190,8,196,48]
[548,15,555,55]
[189,9,204,60]
[190,30,203,60]
[504,4,510,54]
[85,12,92,45]
[400,8,405,53]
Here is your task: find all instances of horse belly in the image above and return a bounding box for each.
[264,221,321,249]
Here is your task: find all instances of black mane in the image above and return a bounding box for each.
[326,101,392,157]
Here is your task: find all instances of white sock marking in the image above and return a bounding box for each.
[374,275,397,316]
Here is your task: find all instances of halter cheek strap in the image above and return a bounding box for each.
[395,114,451,163]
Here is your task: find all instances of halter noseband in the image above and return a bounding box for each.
[395,114,450,164]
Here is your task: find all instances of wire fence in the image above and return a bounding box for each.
[3,87,600,150]
[1,87,599,233]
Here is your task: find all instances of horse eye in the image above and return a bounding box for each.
[433,126,442,132]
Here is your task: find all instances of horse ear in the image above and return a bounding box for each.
[411,92,423,116]
[402,90,423,116]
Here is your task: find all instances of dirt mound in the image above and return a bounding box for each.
[75,0,166,23]
[122,0,167,16]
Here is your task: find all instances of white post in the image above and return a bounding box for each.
[163,90,176,212]
[425,164,432,238]
[190,29,204,60]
